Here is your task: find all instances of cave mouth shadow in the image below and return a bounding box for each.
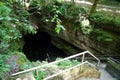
[23,31,67,62]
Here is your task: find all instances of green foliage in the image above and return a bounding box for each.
[0,54,10,80]
[30,1,88,34]
[0,4,20,50]
[58,3,88,19]
[34,1,65,34]
[31,58,80,79]
[36,0,43,5]
[80,19,93,35]
[0,1,36,53]
[58,3,89,34]
[0,1,36,79]
[90,12,120,42]
[91,12,120,26]
[34,70,48,80]
[16,52,31,70]
[0,51,32,80]
[113,17,120,26]
[81,26,92,35]
[32,61,41,67]
[91,13,112,24]
[56,57,80,69]
[0,4,11,16]
[68,6,88,19]
[32,61,48,80]
[56,0,63,3]
[55,22,62,34]
[93,28,113,42]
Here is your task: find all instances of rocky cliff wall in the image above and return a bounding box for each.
[30,14,120,57]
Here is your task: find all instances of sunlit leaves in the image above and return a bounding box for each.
[55,20,65,34]
[0,1,36,51]
[56,57,80,69]
[25,25,37,34]
[93,28,113,42]
[56,0,63,3]
[0,1,37,80]
[81,19,92,34]
[55,22,61,34]
[36,0,43,4]
[0,54,10,80]
[0,4,11,17]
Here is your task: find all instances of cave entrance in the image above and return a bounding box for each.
[23,32,67,61]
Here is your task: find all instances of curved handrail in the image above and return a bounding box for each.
[12,51,87,76]
[11,50,100,79]
[86,51,101,67]
[44,61,88,80]
[44,60,98,80]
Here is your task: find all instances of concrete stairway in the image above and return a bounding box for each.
[78,63,116,80]
[99,63,116,80]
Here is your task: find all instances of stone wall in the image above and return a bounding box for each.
[105,60,120,79]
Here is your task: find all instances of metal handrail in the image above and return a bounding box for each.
[12,51,87,76]
[44,61,97,80]
[11,51,100,79]
[44,61,88,80]
[86,51,101,67]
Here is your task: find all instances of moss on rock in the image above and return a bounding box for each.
[0,51,31,80]
[105,60,120,79]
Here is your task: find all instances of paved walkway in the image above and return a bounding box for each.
[99,63,116,80]
[78,63,116,80]
[65,0,120,14]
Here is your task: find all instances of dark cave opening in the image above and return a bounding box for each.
[23,32,67,61]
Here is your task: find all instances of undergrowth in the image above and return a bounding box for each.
[32,57,80,80]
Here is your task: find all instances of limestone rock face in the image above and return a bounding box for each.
[51,64,100,80]
[40,20,120,57]
[4,52,31,80]
[30,14,120,57]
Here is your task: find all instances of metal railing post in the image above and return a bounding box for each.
[82,53,85,63]
[11,50,100,80]
[86,51,101,67]
[35,69,38,77]
[80,53,85,71]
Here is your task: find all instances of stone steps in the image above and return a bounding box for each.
[77,63,117,80]
[78,77,99,80]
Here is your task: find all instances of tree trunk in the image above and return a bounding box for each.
[72,0,75,3]
[89,0,99,17]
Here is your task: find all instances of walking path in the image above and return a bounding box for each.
[65,0,120,14]
[78,63,116,80]
[12,51,117,80]
[99,63,116,80]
